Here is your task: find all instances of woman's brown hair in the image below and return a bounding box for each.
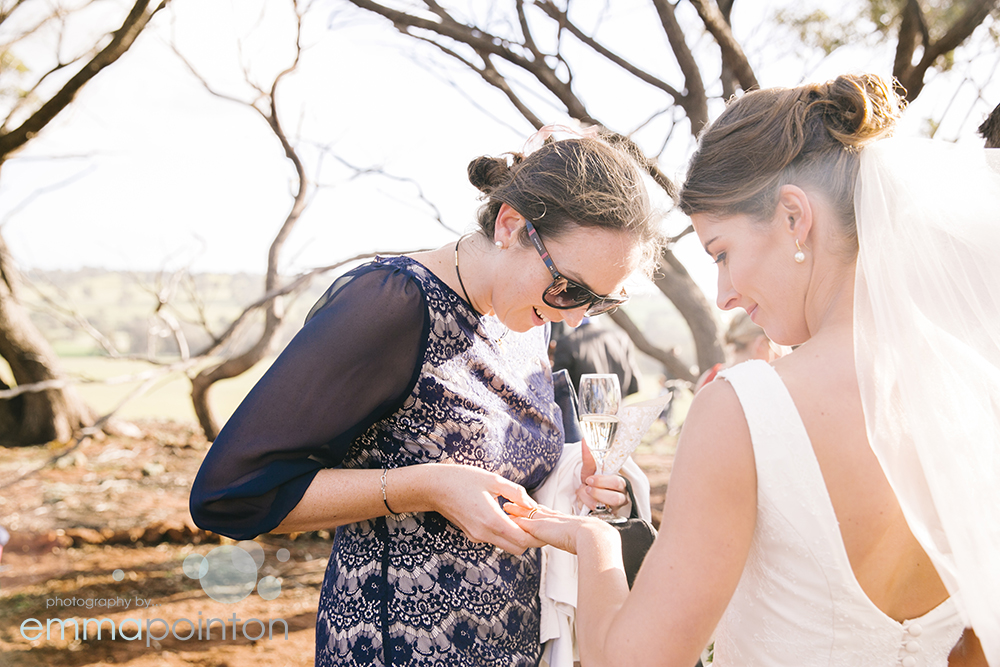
[468,133,663,274]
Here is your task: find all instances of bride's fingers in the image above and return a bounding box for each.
[509,513,581,554]
[505,520,547,549]
[504,503,555,519]
[504,504,534,519]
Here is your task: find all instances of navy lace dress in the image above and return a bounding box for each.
[190,256,564,666]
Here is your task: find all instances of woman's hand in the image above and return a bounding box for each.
[409,463,545,556]
[577,439,629,513]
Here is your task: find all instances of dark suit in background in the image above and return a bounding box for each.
[551,319,642,397]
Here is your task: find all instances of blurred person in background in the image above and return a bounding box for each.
[694,311,782,392]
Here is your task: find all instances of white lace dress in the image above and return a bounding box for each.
[710,360,964,667]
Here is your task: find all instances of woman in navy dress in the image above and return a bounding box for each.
[189,130,664,666]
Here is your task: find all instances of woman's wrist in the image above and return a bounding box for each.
[379,463,441,516]
[380,468,401,515]
[381,465,413,515]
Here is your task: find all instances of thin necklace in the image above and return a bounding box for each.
[454,237,478,314]
[454,236,508,344]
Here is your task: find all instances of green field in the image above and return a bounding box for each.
[13,269,320,425]
[58,356,274,424]
[10,268,698,428]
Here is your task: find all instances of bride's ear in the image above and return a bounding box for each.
[775,184,813,243]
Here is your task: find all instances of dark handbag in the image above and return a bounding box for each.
[612,477,657,588]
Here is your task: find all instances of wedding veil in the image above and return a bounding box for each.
[854,138,1000,661]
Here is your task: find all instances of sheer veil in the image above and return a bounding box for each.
[854,138,1000,661]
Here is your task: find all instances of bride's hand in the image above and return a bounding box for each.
[505,504,608,555]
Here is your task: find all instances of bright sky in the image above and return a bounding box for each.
[1,0,998,306]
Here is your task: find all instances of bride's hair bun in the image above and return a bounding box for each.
[813,74,903,149]
[680,73,905,253]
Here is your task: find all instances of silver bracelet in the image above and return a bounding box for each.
[380,468,399,515]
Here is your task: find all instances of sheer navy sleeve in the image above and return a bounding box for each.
[189,263,428,540]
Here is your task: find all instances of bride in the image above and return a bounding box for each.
[508,74,999,666]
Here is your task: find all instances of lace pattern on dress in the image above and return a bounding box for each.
[315,256,564,666]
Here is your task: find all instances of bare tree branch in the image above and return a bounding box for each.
[0,0,32,29]
[184,0,314,439]
[0,163,96,229]
[170,44,258,109]
[407,31,549,128]
[688,0,758,93]
[653,247,725,373]
[515,0,542,60]
[152,272,192,361]
[0,0,82,49]
[0,0,173,160]
[533,1,685,100]
[409,50,532,135]
[610,308,696,383]
[345,0,599,125]
[311,141,460,234]
[192,252,389,360]
[0,377,69,399]
[650,0,708,133]
[894,0,999,101]
[894,0,928,97]
[23,281,122,358]
[1,58,81,135]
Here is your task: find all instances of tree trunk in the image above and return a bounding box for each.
[0,231,93,446]
[191,307,283,441]
[610,309,698,384]
[653,247,725,375]
[0,0,168,446]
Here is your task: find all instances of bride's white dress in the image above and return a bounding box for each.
[710,360,964,667]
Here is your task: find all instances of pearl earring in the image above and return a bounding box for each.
[495,241,503,249]
[794,239,806,263]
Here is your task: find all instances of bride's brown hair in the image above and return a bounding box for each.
[679,74,904,252]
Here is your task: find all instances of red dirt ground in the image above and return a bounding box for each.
[0,420,675,666]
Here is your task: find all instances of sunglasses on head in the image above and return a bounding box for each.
[523,217,629,316]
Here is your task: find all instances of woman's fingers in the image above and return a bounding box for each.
[465,500,539,555]
[580,438,597,480]
[577,485,628,512]
[586,473,627,493]
[492,475,538,511]
[578,473,629,512]
[431,465,541,555]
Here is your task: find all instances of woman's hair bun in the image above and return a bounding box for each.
[467,153,522,195]
[818,74,903,149]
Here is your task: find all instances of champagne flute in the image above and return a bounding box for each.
[577,373,622,522]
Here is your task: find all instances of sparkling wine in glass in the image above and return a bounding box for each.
[577,373,622,522]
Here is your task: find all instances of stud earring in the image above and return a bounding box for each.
[794,239,806,263]
[495,240,503,250]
